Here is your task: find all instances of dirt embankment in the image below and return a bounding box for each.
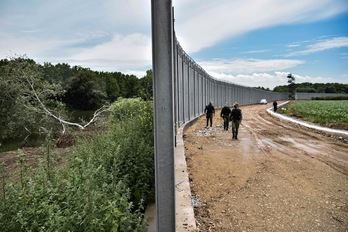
[184,103,348,232]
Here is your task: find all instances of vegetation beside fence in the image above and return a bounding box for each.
[0,98,154,231]
[311,96,348,100]
[281,100,348,130]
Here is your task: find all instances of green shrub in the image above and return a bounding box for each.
[311,96,348,100]
[109,98,155,207]
[0,98,154,231]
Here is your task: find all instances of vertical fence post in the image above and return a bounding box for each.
[151,0,176,231]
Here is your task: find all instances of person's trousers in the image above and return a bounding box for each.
[223,116,229,130]
[232,120,241,138]
[206,114,213,127]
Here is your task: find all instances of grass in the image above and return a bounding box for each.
[280,100,348,130]
[0,98,153,231]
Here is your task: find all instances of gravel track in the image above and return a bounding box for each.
[183,103,348,232]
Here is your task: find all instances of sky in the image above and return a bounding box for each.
[1,0,348,89]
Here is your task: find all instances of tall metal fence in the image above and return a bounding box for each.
[173,39,348,127]
[173,39,288,127]
[152,2,348,230]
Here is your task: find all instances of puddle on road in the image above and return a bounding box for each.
[258,139,279,148]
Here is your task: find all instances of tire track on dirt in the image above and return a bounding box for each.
[184,103,348,231]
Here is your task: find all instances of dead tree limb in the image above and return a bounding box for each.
[26,77,110,133]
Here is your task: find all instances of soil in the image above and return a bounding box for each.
[183,103,348,232]
[0,126,98,180]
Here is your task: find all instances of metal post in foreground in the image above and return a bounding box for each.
[151,0,176,231]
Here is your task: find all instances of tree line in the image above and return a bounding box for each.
[1,56,347,143]
[1,58,152,110]
[0,57,152,142]
[273,82,348,93]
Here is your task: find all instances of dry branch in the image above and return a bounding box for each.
[27,77,110,133]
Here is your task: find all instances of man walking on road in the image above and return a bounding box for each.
[205,101,215,127]
[221,102,231,131]
[273,100,278,112]
[230,102,242,140]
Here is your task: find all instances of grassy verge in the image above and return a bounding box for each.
[0,98,154,231]
[280,100,348,130]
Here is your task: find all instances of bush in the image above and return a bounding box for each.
[0,98,154,231]
[311,96,348,100]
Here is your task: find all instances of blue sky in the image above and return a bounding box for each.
[1,0,348,89]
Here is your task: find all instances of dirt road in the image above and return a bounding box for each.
[183,103,348,231]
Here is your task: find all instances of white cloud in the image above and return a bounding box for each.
[210,71,342,89]
[292,72,348,84]
[241,50,269,54]
[66,33,152,72]
[198,58,305,74]
[0,0,152,75]
[286,37,348,57]
[173,0,348,53]
[71,33,151,62]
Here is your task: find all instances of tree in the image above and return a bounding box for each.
[0,57,65,141]
[124,74,141,98]
[64,69,107,110]
[139,69,153,100]
[104,72,121,102]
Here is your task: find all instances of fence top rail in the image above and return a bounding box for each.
[175,37,282,93]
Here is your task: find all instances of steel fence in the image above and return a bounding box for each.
[152,2,348,230]
[173,39,288,127]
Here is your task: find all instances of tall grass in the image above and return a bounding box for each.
[281,100,348,127]
[0,98,154,231]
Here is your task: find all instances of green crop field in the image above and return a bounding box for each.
[281,100,348,129]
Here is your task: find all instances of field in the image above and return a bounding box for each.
[281,100,348,130]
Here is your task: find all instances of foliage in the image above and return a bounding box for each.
[63,69,107,110]
[109,98,155,206]
[311,96,348,100]
[138,70,153,101]
[0,98,154,231]
[0,57,65,142]
[274,82,348,93]
[255,86,271,91]
[0,56,154,146]
[281,100,348,127]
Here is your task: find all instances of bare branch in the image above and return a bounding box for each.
[26,77,110,132]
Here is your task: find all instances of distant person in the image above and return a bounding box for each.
[204,101,215,127]
[230,102,242,140]
[220,102,231,131]
[273,100,278,112]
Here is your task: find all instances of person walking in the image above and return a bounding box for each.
[230,102,242,140]
[220,102,231,131]
[273,100,278,112]
[204,101,215,127]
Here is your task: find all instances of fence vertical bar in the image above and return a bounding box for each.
[151,0,176,231]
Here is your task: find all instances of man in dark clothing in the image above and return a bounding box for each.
[273,100,278,112]
[230,102,242,140]
[204,101,215,127]
[220,102,231,131]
